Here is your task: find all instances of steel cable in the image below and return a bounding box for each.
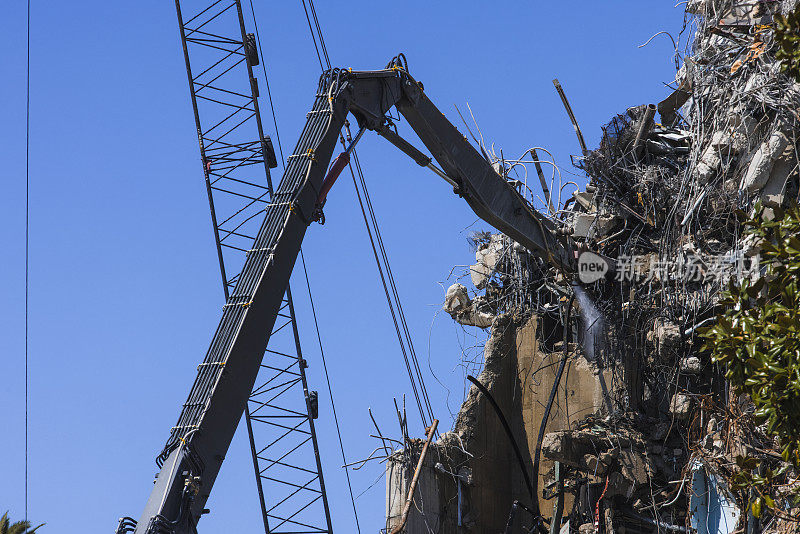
[293,3,372,531]
[346,149,430,430]
[297,0,437,431]
[299,248,362,534]
[25,0,31,524]
[247,3,360,530]
[350,148,437,428]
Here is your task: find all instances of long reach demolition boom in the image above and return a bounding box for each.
[124,60,575,534]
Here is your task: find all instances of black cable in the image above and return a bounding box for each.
[297,0,437,431]
[346,154,429,429]
[351,149,437,428]
[25,0,31,524]
[246,0,285,163]
[531,291,576,519]
[300,249,361,534]
[465,375,534,501]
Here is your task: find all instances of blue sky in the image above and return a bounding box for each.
[1,1,687,531]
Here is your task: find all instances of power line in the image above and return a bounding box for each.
[25,0,31,524]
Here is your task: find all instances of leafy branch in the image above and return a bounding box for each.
[700,203,800,519]
[776,4,800,82]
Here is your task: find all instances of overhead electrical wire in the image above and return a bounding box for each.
[25,0,31,524]
[247,1,361,531]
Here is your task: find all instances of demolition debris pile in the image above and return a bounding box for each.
[386,1,800,533]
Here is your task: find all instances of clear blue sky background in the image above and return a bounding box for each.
[1,2,688,532]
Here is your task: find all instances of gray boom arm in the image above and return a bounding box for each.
[130,65,573,534]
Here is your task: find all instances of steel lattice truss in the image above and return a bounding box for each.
[174,1,333,532]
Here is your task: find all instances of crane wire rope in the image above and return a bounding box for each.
[246,1,361,531]
[350,146,437,429]
[298,249,360,532]
[346,145,430,431]
[298,0,437,435]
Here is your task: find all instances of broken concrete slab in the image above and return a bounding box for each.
[541,431,604,468]
[542,428,654,499]
[669,392,692,420]
[443,283,494,328]
[444,283,470,315]
[469,262,492,289]
[758,143,798,219]
[697,131,734,183]
[573,191,596,212]
[571,213,618,239]
[469,235,505,289]
[468,295,495,328]
[680,355,702,374]
[646,318,681,359]
[740,126,793,192]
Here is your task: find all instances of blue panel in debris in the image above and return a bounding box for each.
[689,460,741,534]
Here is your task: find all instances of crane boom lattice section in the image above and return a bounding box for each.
[166,2,333,533]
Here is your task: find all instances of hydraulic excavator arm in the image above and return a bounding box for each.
[126,60,575,534]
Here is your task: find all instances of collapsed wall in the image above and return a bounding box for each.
[385,316,616,533]
[386,1,800,533]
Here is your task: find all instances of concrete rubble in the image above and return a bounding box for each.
[443,283,495,328]
[384,1,800,533]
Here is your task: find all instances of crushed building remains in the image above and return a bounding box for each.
[383,1,800,533]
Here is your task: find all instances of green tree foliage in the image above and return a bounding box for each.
[0,512,43,534]
[701,204,800,517]
[775,4,800,82]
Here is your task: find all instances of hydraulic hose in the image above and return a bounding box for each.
[531,291,575,517]
[466,375,534,502]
